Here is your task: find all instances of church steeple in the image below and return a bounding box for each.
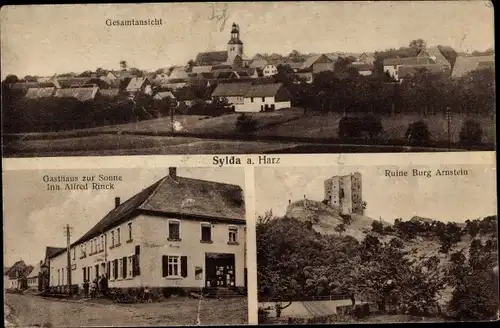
[227,22,244,64]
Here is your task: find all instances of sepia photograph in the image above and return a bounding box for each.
[1,1,495,157]
[255,165,498,324]
[3,167,249,326]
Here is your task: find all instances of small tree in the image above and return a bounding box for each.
[371,221,384,234]
[459,120,483,147]
[405,121,431,146]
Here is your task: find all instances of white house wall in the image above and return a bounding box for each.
[137,214,246,289]
[237,97,291,113]
[384,65,399,80]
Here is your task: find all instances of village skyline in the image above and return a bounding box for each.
[255,165,497,223]
[1,2,495,79]
[3,167,245,267]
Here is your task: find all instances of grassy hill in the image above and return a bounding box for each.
[285,199,381,241]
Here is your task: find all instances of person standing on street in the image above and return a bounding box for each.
[83,280,89,299]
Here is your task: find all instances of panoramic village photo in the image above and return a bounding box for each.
[255,165,499,324]
[3,167,249,326]
[1,2,495,157]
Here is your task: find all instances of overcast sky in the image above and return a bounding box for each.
[3,167,244,267]
[1,1,494,79]
[255,165,497,223]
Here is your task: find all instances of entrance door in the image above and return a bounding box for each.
[95,264,99,279]
[205,253,236,288]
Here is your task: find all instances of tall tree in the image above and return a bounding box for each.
[409,39,427,55]
[120,60,128,71]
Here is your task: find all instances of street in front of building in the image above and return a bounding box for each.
[4,293,247,327]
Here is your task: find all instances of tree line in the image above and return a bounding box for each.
[257,212,498,321]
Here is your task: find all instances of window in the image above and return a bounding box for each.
[80,244,86,258]
[111,231,115,247]
[251,97,254,103]
[117,228,121,245]
[168,220,181,240]
[57,269,60,286]
[61,268,64,285]
[127,256,133,278]
[73,248,76,260]
[128,222,132,241]
[101,235,104,251]
[201,222,212,243]
[262,97,265,102]
[118,258,123,279]
[90,240,94,254]
[228,226,238,244]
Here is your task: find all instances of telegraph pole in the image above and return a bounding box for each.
[64,224,73,296]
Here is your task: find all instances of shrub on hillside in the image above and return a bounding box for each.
[338,115,383,140]
[236,114,257,134]
[405,121,431,146]
[459,120,483,147]
[371,221,384,234]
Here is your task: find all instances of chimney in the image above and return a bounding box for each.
[115,197,121,208]
[169,167,177,179]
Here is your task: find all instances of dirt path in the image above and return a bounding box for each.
[5,293,247,327]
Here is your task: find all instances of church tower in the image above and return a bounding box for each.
[227,23,243,64]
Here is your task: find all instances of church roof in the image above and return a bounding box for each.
[196,51,228,65]
[228,39,243,45]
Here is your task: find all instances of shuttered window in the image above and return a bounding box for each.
[107,262,110,279]
[133,254,140,276]
[122,257,127,278]
[162,255,187,277]
[181,256,188,277]
[113,259,118,279]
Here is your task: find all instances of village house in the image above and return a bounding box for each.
[211,82,252,111]
[383,56,435,81]
[239,83,292,112]
[153,90,176,102]
[350,63,374,76]
[47,168,246,295]
[249,59,268,69]
[54,85,100,102]
[418,47,451,69]
[24,87,56,99]
[27,262,42,290]
[125,77,153,96]
[263,65,278,77]
[301,54,336,73]
[398,64,448,82]
[358,52,376,65]
[4,260,31,290]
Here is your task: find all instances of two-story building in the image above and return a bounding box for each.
[48,168,246,295]
[239,83,292,112]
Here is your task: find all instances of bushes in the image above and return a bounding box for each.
[405,121,431,146]
[338,115,383,140]
[459,120,483,147]
[236,114,258,134]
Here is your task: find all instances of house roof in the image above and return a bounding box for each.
[398,64,446,78]
[214,70,238,79]
[24,87,55,99]
[54,86,99,101]
[47,173,244,257]
[418,47,450,66]
[154,91,176,99]
[244,83,285,97]
[111,70,135,79]
[286,61,305,70]
[384,57,435,66]
[451,55,495,78]
[100,88,120,98]
[126,77,150,90]
[301,54,335,69]
[45,247,65,260]
[249,59,268,69]
[27,263,41,279]
[169,68,189,80]
[195,51,228,64]
[192,66,213,74]
[5,260,26,279]
[211,82,252,97]
[10,82,55,90]
[54,77,91,88]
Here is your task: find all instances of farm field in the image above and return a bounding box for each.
[257,112,496,144]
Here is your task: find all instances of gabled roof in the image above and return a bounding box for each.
[418,47,451,67]
[173,88,196,101]
[47,174,245,258]
[384,57,435,66]
[54,86,99,101]
[169,68,189,80]
[451,55,495,78]
[5,260,26,279]
[154,91,176,99]
[211,82,252,97]
[22,265,34,279]
[195,51,228,64]
[214,70,238,79]
[126,77,150,90]
[301,54,335,69]
[27,263,41,279]
[24,87,55,99]
[10,82,55,90]
[244,83,285,98]
[192,66,213,74]
[249,59,268,69]
[286,61,305,70]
